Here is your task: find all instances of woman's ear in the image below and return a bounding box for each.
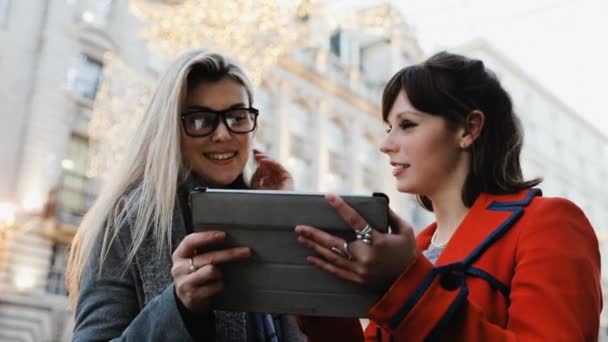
[460,110,485,149]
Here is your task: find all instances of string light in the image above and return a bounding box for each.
[88,1,413,177]
[352,3,405,35]
[88,53,154,178]
[128,0,320,85]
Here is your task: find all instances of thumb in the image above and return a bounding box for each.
[388,208,414,236]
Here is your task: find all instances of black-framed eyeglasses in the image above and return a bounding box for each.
[180,107,259,137]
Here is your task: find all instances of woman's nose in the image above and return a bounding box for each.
[380,136,396,154]
[210,121,232,142]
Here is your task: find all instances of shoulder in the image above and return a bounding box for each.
[517,194,598,251]
[525,195,592,230]
[86,189,142,267]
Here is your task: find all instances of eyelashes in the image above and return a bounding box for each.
[386,120,417,134]
[399,121,417,130]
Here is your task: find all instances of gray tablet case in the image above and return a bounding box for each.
[189,188,389,317]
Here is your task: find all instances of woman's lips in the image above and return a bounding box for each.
[204,151,237,164]
[391,163,409,177]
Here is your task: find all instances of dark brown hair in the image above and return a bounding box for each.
[382,51,541,210]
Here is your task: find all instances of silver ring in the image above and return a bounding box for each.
[343,241,354,260]
[355,224,373,235]
[355,224,374,245]
[189,257,198,273]
[331,242,353,261]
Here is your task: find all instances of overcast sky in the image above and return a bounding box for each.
[332,0,608,138]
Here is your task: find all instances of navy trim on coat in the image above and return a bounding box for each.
[388,188,541,341]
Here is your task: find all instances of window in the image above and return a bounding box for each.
[324,171,347,194]
[288,104,310,138]
[255,132,273,157]
[256,88,272,120]
[358,136,382,190]
[79,0,113,27]
[46,243,69,296]
[72,105,93,136]
[399,52,412,67]
[67,54,103,100]
[325,153,348,193]
[360,39,391,86]
[97,0,113,21]
[255,88,274,147]
[327,119,348,153]
[330,29,342,58]
[59,135,96,222]
[286,155,313,191]
[359,136,381,163]
[361,166,379,192]
[0,0,9,27]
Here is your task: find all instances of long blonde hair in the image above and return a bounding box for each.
[66,49,254,305]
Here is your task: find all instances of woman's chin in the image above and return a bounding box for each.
[196,172,240,187]
[396,182,416,194]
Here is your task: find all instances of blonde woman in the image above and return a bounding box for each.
[67,50,302,341]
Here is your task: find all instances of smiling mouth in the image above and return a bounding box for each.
[204,152,237,161]
[391,163,410,170]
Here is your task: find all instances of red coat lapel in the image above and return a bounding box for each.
[416,190,538,265]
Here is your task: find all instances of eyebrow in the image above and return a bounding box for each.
[387,110,422,122]
[394,110,422,118]
[185,102,248,111]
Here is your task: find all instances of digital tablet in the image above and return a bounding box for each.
[189,188,389,317]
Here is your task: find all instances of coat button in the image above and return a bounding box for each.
[439,272,461,291]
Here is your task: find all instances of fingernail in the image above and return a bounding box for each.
[214,232,226,239]
[306,256,316,265]
[295,227,309,237]
[325,194,336,204]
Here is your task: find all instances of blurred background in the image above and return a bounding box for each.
[0,0,606,340]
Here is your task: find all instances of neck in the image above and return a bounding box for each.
[192,173,248,190]
[428,156,470,245]
[430,188,470,245]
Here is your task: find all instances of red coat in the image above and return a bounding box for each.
[298,189,602,341]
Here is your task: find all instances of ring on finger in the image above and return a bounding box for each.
[189,257,198,273]
[359,235,373,245]
[356,232,372,239]
[356,224,374,245]
[331,242,353,261]
[355,224,373,236]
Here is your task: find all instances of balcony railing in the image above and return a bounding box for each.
[58,171,97,226]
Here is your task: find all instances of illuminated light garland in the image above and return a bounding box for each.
[128,0,320,84]
[88,1,413,178]
[88,53,154,179]
[350,2,406,35]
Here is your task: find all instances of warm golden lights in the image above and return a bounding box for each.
[128,0,317,84]
[88,1,404,177]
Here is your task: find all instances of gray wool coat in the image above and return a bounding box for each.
[72,194,307,341]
